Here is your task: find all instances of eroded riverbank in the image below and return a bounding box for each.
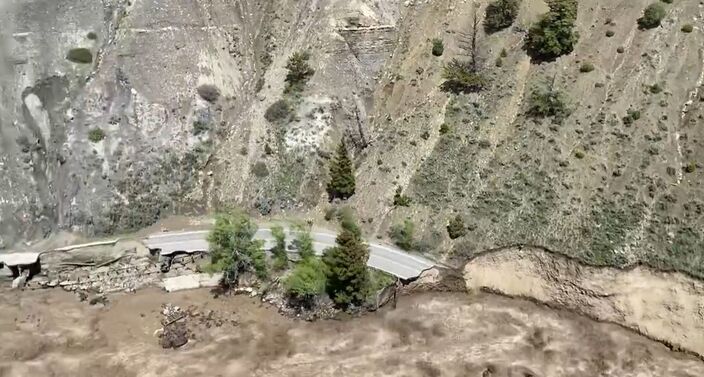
[1,288,702,377]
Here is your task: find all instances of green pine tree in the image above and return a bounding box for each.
[322,217,370,306]
[270,225,288,270]
[326,142,356,201]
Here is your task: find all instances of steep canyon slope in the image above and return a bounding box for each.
[1,0,703,280]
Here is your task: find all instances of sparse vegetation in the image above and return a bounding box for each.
[447,215,467,239]
[649,83,663,94]
[88,128,106,143]
[197,84,221,103]
[326,142,356,201]
[264,99,292,123]
[617,46,625,53]
[579,62,595,73]
[431,38,444,56]
[389,219,415,250]
[622,109,641,126]
[638,3,666,30]
[86,32,98,40]
[441,59,488,94]
[574,150,585,159]
[393,186,412,207]
[192,120,210,135]
[206,212,268,288]
[439,123,450,134]
[322,216,370,307]
[66,48,93,64]
[527,84,571,122]
[684,162,697,173]
[484,0,521,34]
[284,51,315,94]
[525,0,579,61]
[605,30,615,37]
[681,24,693,33]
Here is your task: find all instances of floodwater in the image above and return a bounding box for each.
[0,288,702,377]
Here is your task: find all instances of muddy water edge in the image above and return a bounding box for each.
[1,287,703,377]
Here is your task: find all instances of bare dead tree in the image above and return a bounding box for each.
[457,5,482,71]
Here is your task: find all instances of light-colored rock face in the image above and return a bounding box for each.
[464,246,704,358]
[0,0,402,246]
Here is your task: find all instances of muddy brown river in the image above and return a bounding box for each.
[1,288,702,377]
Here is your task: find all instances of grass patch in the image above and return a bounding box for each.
[88,128,105,143]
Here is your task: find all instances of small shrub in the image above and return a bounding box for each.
[88,128,105,143]
[421,131,430,140]
[66,48,93,64]
[660,0,673,4]
[617,46,625,53]
[525,0,579,61]
[622,109,641,126]
[500,48,508,58]
[439,123,450,134]
[579,62,595,73]
[440,59,488,94]
[252,161,269,177]
[264,143,274,155]
[393,186,412,207]
[605,30,615,37]
[285,51,315,94]
[484,0,522,34]
[192,120,210,135]
[197,84,220,103]
[431,38,444,57]
[681,24,693,33]
[649,83,663,94]
[684,162,696,173]
[447,215,467,239]
[495,57,504,67]
[389,219,415,250]
[638,3,666,30]
[86,32,98,40]
[574,150,585,159]
[264,99,292,123]
[324,207,337,221]
[527,85,571,121]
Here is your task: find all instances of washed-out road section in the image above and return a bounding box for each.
[143,228,436,280]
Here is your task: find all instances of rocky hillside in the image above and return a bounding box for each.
[1,1,702,277]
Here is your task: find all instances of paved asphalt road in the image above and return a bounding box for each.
[143,228,436,279]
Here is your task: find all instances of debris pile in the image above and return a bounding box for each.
[157,303,239,349]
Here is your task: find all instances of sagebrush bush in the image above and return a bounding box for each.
[197,84,220,103]
[484,0,521,33]
[527,85,571,121]
[446,215,467,239]
[440,59,488,94]
[605,30,615,37]
[431,38,444,56]
[579,62,595,73]
[638,3,666,30]
[88,128,105,142]
[264,99,292,123]
[681,24,693,33]
[66,48,93,64]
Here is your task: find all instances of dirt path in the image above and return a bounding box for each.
[1,288,702,377]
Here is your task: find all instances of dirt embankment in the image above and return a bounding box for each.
[463,246,704,358]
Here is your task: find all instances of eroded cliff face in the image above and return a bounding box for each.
[463,247,704,358]
[1,0,703,280]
